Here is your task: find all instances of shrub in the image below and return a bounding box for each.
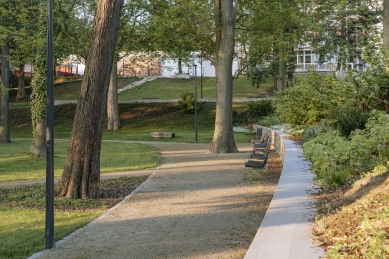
[275,71,353,128]
[233,110,249,126]
[347,47,389,111]
[257,114,282,127]
[330,105,369,138]
[9,70,18,88]
[178,92,200,113]
[316,168,351,188]
[24,76,32,87]
[303,110,389,187]
[248,100,274,120]
[303,119,333,142]
[232,100,275,126]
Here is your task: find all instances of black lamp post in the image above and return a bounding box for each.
[200,52,203,99]
[193,64,198,143]
[45,0,55,249]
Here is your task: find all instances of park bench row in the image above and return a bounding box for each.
[245,128,271,171]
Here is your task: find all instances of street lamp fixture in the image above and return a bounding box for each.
[193,64,198,143]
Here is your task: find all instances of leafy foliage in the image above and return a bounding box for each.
[346,47,389,111]
[275,71,353,128]
[303,110,389,188]
[311,0,382,71]
[330,105,369,138]
[29,3,47,144]
[0,84,8,94]
[233,100,275,126]
[303,119,334,142]
[178,92,199,113]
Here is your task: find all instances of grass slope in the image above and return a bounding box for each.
[118,77,274,99]
[10,102,255,143]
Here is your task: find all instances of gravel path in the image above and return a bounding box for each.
[30,142,281,259]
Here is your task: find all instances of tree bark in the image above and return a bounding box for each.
[107,55,120,130]
[0,39,11,143]
[56,0,124,199]
[277,50,286,91]
[30,120,46,157]
[208,0,238,154]
[16,64,26,100]
[178,58,183,74]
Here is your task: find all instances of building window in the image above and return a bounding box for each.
[296,50,317,69]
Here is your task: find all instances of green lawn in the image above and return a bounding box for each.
[0,206,102,259]
[0,176,146,259]
[54,77,138,100]
[10,102,256,144]
[0,140,157,182]
[118,77,274,99]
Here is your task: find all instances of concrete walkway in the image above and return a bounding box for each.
[244,130,325,259]
[117,76,159,94]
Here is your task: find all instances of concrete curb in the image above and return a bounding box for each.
[244,129,325,259]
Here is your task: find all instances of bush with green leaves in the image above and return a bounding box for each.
[303,110,389,188]
[330,105,369,138]
[275,71,353,128]
[178,92,200,113]
[346,47,389,111]
[303,119,333,142]
[232,100,275,126]
[248,100,274,120]
[232,110,249,126]
[24,76,32,86]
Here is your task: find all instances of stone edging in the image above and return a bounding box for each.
[244,126,325,258]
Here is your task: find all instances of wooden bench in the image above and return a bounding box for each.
[150,132,175,138]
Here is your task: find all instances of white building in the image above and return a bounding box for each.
[161,52,241,78]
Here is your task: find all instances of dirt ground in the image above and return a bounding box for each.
[30,142,282,259]
[311,171,389,257]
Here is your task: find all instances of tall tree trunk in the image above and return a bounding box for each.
[30,4,47,157]
[384,0,389,49]
[30,120,46,157]
[178,58,183,74]
[208,0,238,154]
[56,0,124,199]
[287,25,295,86]
[277,50,286,91]
[0,39,11,143]
[16,64,26,100]
[107,55,120,130]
